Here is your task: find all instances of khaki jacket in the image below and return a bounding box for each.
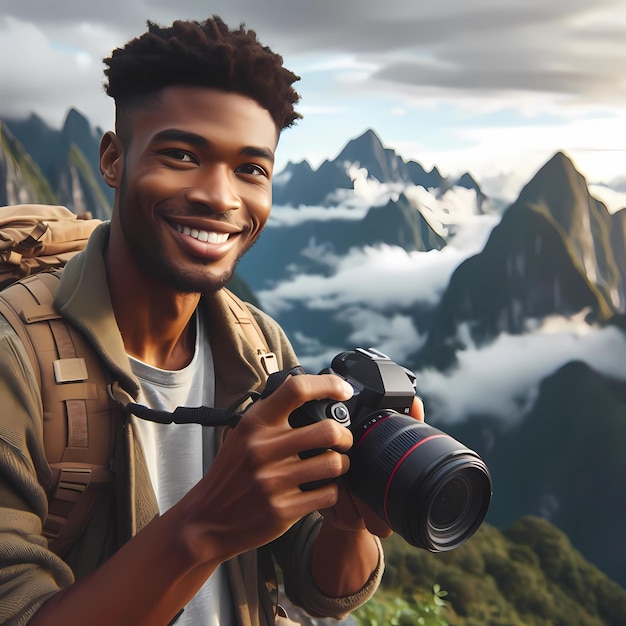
[0,223,382,625]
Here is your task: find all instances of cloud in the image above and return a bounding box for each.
[588,185,626,214]
[295,311,426,374]
[259,185,498,320]
[3,1,626,123]
[417,317,626,425]
[259,215,496,314]
[0,16,115,127]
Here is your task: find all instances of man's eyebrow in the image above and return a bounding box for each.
[152,129,209,148]
[241,146,275,164]
[152,129,274,163]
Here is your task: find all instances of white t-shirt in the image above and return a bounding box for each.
[131,314,235,626]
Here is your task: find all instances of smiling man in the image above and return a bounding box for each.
[0,16,417,626]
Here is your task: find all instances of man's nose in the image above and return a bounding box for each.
[184,164,242,213]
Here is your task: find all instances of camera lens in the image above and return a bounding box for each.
[430,475,471,529]
[347,412,492,552]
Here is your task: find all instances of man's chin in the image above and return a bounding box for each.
[174,270,234,295]
[134,243,246,294]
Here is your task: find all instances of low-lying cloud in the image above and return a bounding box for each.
[259,211,499,314]
[417,316,626,425]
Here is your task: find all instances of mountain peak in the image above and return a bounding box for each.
[63,107,90,128]
[62,107,97,144]
[521,151,583,195]
[336,128,386,162]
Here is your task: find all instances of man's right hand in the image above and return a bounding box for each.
[176,372,356,565]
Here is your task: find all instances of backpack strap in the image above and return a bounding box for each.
[222,288,279,375]
[0,271,118,556]
[0,277,278,557]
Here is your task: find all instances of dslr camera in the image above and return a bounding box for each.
[289,348,492,552]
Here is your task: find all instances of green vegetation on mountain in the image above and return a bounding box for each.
[65,143,112,219]
[375,517,626,626]
[2,111,113,219]
[0,122,58,205]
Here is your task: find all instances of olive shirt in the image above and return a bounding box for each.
[0,223,383,625]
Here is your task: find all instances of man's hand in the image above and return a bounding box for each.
[177,372,356,566]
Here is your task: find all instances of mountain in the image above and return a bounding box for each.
[437,359,626,587]
[414,153,617,368]
[272,128,480,209]
[517,151,624,310]
[238,190,447,288]
[285,516,626,626]
[1,110,113,219]
[0,121,58,206]
[609,207,626,300]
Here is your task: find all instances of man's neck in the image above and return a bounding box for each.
[105,222,201,370]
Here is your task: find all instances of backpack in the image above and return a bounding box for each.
[0,204,101,289]
[0,204,277,556]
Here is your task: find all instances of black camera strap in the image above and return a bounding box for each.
[108,366,305,428]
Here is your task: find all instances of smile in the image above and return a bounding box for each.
[176,224,230,244]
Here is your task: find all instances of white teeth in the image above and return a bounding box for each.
[176,224,229,244]
[207,232,229,243]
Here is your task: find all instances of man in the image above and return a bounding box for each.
[0,17,422,626]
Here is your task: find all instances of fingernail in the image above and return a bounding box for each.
[341,381,354,397]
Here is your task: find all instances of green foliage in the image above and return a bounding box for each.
[66,143,113,219]
[377,517,626,626]
[0,122,58,204]
[354,586,450,626]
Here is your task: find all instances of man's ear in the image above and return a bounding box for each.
[100,131,124,189]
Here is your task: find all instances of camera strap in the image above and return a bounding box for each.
[108,366,306,428]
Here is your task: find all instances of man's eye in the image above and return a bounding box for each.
[236,163,268,177]
[162,149,196,163]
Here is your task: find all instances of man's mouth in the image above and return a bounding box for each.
[176,224,230,244]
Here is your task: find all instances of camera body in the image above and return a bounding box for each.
[289,348,492,553]
[289,347,416,432]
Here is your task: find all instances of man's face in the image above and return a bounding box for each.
[112,86,278,293]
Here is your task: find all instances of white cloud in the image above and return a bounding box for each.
[0,16,115,128]
[345,310,425,361]
[258,244,463,313]
[588,184,626,215]
[417,317,626,425]
[259,197,498,316]
[295,312,425,373]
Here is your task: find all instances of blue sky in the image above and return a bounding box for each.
[1,0,626,202]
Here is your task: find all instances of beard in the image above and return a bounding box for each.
[116,168,261,295]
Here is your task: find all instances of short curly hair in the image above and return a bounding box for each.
[103,16,301,131]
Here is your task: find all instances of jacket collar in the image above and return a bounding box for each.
[53,221,267,407]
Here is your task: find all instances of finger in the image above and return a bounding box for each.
[279,481,342,520]
[295,449,350,486]
[409,396,425,422]
[254,448,349,497]
[290,418,353,454]
[244,417,353,465]
[243,373,354,427]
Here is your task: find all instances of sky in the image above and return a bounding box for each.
[1,0,626,203]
